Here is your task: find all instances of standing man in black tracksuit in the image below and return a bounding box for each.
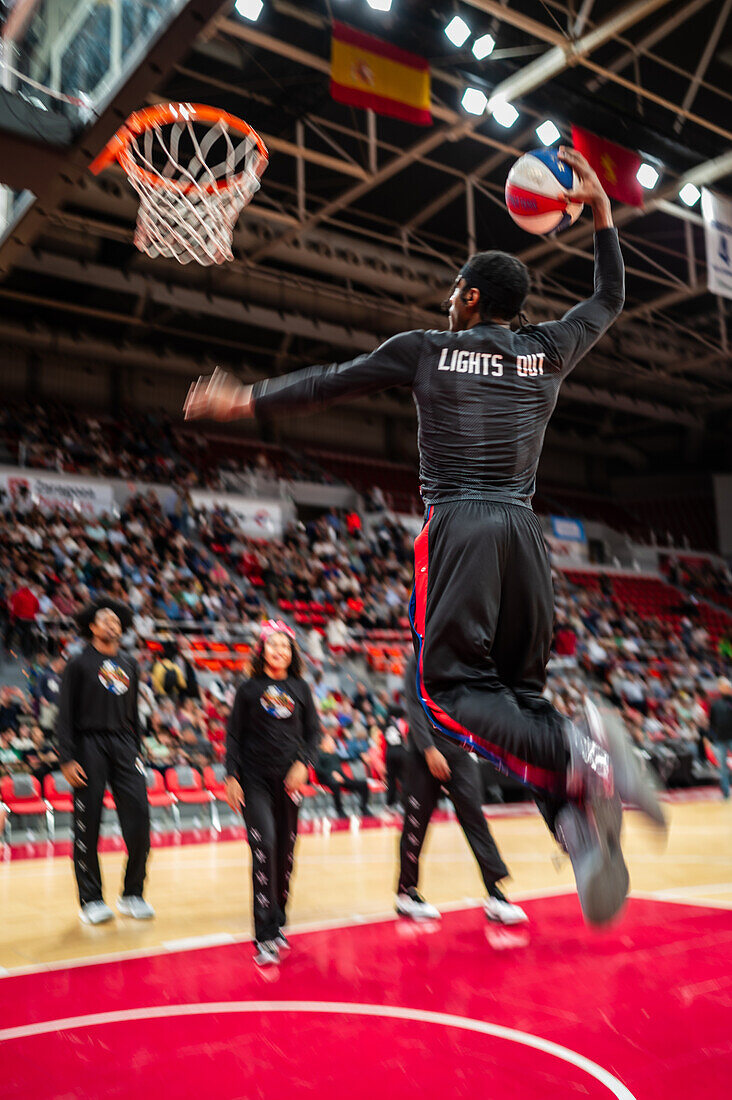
[56,599,153,926]
[396,658,527,926]
[185,147,665,926]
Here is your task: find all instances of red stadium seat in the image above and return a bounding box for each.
[144,769,177,810]
[165,766,211,804]
[203,764,227,803]
[165,766,215,828]
[43,771,74,814]
[1,775,51,839]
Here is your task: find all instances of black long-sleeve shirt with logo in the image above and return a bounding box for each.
[55,644,140,763]
[226,676,321,778]
[252,228,624,508]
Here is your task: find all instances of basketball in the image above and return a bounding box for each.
[505,148,584,235]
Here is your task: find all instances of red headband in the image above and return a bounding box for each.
[259,619,296,644]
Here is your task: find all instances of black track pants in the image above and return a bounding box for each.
[241,771,299,943]
[73,731,150,906]
[398,744,508,895]
[385,744,407,807]
[410,500,567,798]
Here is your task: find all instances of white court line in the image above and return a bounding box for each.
[0,999,636,1099]
[632,889,732,910]
[650,881,732,898]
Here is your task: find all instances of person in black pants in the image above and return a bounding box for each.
[225,620,319,967]
[396,658,527,925]
[315,732,372,818]
[56,598,153,926]
[383,708,408,810]
[186,147,665,927]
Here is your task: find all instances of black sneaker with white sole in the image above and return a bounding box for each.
[556,795,629,926]
[253,940,280,967]
[395,888,441,921]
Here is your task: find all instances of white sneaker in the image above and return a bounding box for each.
[254,940,280,967]
[395,889,441,921]
[79,900,114,925]
[117,895,155,920]
[484,896,529,925]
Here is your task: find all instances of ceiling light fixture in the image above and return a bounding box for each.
[461,87,488,115]
[445,15,471,47]
[536,119,561,146]
[472,33,495,59]
[636,162,660,190]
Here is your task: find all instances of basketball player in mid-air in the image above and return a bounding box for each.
[185,147,665,925]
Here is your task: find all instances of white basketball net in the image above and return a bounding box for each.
[119,113,266,266]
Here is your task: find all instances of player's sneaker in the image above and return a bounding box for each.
[556,795,629,926]
[484,894,529,925]
[253,940,280,967]
[584,697,667,831]
[276,932,291,954]
[564,715,614,801]
[79,900,114,925]
[395,888,441,921]
[117,896,155,920]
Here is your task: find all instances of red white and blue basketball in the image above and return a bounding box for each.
[505,148,583,235]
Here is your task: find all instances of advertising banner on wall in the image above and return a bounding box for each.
[0,470,114,516]
[546,515,589,564]
[702,188,732,300]
[191,490,284,540]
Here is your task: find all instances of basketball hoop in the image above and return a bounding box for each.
[90,103,269,266]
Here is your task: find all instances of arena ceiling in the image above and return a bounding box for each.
[1,0,732,480]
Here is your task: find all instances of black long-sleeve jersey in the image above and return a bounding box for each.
[252,228,624,508]
[55,644,140,763]
[226,675,321,778]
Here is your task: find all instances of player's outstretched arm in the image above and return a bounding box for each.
[184,331,423,422]
[534,147,624,377]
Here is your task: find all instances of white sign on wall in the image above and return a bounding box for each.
[702,187,732,300]
[0,471,114,516]
[191,490,283,539]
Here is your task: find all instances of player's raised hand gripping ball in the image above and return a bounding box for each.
[505,146,584,235]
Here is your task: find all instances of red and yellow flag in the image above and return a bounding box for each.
[330,21,431,126]
[571,125,643,207]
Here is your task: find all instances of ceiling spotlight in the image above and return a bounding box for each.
[679,182,701,207]
[234,0,263,21]
[472,33,495,60]
[636,162,659,190]
[536,119,561,146]
[462,87,488,115]
[445,15,471,47]
[366,0,393,11]
[489,97,519,128]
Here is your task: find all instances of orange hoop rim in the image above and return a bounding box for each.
[89,102,269,193]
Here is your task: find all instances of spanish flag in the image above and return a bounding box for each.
[330,22,431,126]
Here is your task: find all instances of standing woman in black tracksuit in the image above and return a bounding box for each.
[225,620,320,967]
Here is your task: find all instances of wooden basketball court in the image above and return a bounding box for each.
[2,794,730,1099]
[1,795,730,971]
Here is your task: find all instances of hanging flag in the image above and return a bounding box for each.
[702,188,732,300]
[571,125,643,207]
[330,21,431,126]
